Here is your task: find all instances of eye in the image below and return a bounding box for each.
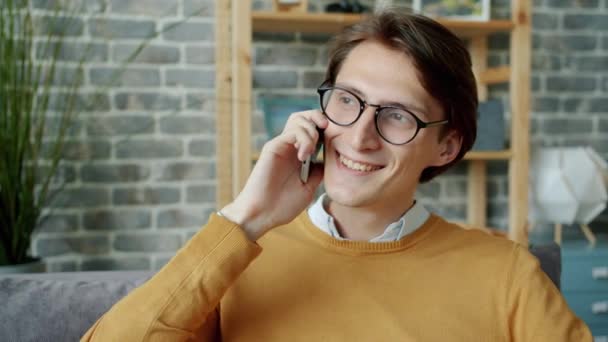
[335,91,356,106]
[388,111,413,124]
[381,109,416,127]
[388,111,405,121]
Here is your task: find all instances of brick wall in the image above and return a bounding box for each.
[31,0,217,271]
[29,0,608,271]
[528,0,608,235]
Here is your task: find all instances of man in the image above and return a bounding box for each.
[82,10,591,341]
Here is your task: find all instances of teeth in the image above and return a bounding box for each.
[339,154,381,172]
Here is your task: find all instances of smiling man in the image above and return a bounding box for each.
[83,10,591,342]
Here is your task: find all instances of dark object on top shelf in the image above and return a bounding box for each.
[325,0,369,14]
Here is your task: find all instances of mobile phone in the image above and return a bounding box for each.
[300,129,324,183]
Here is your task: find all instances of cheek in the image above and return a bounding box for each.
[322,125,345,149]
[405,135,442,169]
[323,122,342,138]
[391,140,431,171]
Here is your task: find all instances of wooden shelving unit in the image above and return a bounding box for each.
[215,0,531,244]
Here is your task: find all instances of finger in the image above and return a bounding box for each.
[270,126,313,161]
[291,115,319,143]
[308,109,329,130]
[286,110,329,132]
[302,162,324,196]
[293,128,316,161]
[263,130,297,158]
[270,110,326,161]
[282,119,319,160]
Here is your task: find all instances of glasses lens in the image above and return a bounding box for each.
[321,88,360,125]
[377,108,418,144]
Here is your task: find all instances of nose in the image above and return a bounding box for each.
[347,106,382,151]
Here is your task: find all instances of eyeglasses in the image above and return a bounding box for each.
[317,84,449,145]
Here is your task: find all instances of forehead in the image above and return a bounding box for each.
[335,40,443,120]
[336,40,419,91]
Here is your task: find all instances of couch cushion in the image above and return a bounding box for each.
[0,271,152,342]
[529,243,562,289]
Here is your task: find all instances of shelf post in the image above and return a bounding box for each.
[215,0,234,207]
[232,0,253,198]
[468,36,489,228]
[509,0,531,245]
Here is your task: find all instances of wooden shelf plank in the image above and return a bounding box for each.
[252,11,514,37]
[439,19,514,37]
[479,66,510,85]
[464,150,512,160]
[253,12,360,33]
[252,149,512,162]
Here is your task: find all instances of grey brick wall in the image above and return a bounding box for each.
[30,0,217,272]
[29,0,608,272]
[529,0,608,234]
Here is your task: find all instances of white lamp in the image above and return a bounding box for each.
[529,147,607,245]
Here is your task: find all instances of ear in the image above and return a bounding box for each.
[430,130,463,167]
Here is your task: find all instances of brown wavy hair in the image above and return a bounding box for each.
[325,10,478,183]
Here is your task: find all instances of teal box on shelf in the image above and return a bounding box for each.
[259,95,319,139]
[472,99,506,151]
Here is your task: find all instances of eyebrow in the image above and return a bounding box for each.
[335,83,429,117]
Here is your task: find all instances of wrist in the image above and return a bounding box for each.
[219,202,265,241]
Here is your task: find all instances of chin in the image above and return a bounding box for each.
[324,183,377,208]
[323,160,382,208]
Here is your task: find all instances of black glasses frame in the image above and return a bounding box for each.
[317,84,449,145]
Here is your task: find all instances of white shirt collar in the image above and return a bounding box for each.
[307,193,430,242]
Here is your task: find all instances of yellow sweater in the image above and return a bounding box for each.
[82,212,591,341]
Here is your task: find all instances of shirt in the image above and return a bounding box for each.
[307,193,430,242]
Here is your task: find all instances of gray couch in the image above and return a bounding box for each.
[0,244,561,342]
[0,271,153,342]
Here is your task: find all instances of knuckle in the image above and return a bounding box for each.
[284,112,307,128]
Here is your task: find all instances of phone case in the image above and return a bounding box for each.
[300,130,324,183]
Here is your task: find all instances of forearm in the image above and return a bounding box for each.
[81,214,262,342]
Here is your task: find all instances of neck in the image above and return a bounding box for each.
[326,197,415,241]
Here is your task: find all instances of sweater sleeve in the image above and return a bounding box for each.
[506,244,593,342]
[81,213,263,342]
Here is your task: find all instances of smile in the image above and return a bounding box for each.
[338,153,383,172]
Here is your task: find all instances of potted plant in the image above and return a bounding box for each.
[0,1,208,273]
[0,0,89,272]
[0,0,210,274]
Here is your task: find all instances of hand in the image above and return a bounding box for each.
[221,110,328,241]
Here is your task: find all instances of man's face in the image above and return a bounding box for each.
[322,40,452,213]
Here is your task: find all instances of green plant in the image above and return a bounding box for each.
[0,0,86,265]
[0,0,209,266]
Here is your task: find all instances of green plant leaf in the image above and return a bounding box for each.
[0,0,209,266]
